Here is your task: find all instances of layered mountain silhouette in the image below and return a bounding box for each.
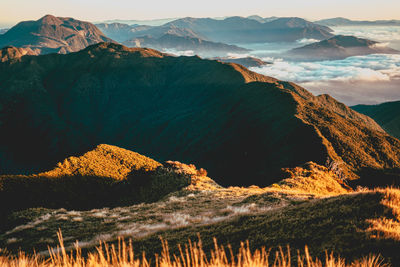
[98,17,333,44]
[162,17,333,43]
[316,17,400,27]
[246,15,278,23]
[289,35,399,60]
[0,15,113,54]
[95,23,153,42]
[123,34,249,56]
[97,23,204,43]
[0,42,399,186]
[353,101,400,140]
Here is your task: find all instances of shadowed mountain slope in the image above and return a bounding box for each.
[0,15,113,54]
[353,101,400,140]
[0,42,399,186]
[289,35,399,61]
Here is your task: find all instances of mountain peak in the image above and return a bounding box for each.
[38,14,62,25]
[0,15,113,55]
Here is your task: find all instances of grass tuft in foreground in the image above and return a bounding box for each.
[0,231,388,267]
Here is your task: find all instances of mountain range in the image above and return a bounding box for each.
[97,16,334,44]
[0,15,112,55]
[160,17,334,43]
[122,34,249,56]
[0,43,399,187]
[353,101,400,140]
[316,17,400,27]
[288,35,399,60]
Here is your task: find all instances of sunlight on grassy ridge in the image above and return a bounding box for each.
[40,144,162,180]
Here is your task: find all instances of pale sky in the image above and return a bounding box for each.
[0,0,399,27]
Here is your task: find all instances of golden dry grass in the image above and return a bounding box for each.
[0,232,388,267]
[183,161,351,200]
[39,144,161,180]
[366,187,400,240]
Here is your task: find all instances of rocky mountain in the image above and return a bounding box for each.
[163,17,333,43]
[212,56,270,68]
[123,33,249,57]
[0,15,113,54]
[0,42,399,187]
[353,101,400,140]
[316,17,400,27]
[288,35,399,60]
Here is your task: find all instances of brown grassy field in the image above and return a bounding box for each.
[0,232,388,267]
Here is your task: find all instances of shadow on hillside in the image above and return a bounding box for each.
[351,168,400,188]
[0,166,190,231]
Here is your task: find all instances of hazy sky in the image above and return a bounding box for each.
[0,0,399,27]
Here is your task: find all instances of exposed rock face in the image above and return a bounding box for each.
[0,42,399,187]
[0,15,113,54]
[289,35,399,60]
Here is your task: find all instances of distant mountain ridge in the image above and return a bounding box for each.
[352,101,400,140]
[288,35,399,60]
[0,15,113,54]
[123,33,249,57]
[163,16,333,43]
[0,42,399,187]
[316,17,400,27]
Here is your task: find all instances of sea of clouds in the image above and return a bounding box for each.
[249,54,400,105]
[166,26,400,105]
[331,26,400,50]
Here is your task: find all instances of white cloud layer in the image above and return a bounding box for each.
[331,26,400,50]
[250,54,400,105]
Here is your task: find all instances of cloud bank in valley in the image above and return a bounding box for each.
[332,26,400,50]
[250,54,400,105]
